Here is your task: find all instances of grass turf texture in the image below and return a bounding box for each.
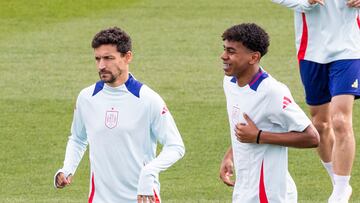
[0,0,359,202]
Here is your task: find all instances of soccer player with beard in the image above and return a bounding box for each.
[54,27,185,203]
[219,23,319,203]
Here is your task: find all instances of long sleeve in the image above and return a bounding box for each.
[54,95,88,182]
[272,0,317,12]
[137,94,185,195]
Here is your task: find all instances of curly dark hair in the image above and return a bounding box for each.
[91,27,132,55]
[222,23,269,57]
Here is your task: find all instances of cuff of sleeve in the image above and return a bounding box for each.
[137,168,156,196]
[53,169,72,189]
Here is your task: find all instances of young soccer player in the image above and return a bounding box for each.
[219,23,320,203]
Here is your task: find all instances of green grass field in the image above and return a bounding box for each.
[0,0,359,202]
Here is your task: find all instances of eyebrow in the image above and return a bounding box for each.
[223,46,236,51]
[94,54,115,59]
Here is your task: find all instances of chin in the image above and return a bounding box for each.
[100,77,108,82]
[223,70,233,76]
[103,78,115,83]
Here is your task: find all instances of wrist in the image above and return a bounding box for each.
[308,0,315,4]
[256,130,263,144]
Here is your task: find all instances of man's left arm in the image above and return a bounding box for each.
[235,113,319,148]
[272,0,322,12]
[235,86,319,148]
[137,94,185,197]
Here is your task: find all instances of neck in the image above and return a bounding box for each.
[236,65,260,87]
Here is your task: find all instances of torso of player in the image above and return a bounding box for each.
[223,74,291,202]
[226,84,274,166]
[77,77,157,202]
[294,0,360,63]
[82,84,150,156]
[82,82,150,164]
[224,75,287,171]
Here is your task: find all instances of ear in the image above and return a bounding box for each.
[124,51,133,63]
[249,52,261,65]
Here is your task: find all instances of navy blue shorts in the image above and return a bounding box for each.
[299,59,360,106]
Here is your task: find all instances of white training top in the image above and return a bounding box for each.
[223,69,311,203]
[54,73,185,203]
[273,0,360,63]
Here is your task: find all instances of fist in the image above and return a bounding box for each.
[55,172,72,188]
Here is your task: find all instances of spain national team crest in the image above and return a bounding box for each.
[105,109,119,129]
[231,105,241,125]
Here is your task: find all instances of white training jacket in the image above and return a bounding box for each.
[273,0,360,63]
[54,73,185,203]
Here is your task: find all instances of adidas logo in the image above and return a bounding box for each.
[351,79,358,89]
[283,96,292,109]
[161,106,168,115]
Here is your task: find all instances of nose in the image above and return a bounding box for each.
[98,65,106,70]
[98,59,106,70]
[220,51,228,61]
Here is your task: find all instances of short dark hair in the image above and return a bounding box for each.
[222,23,269,57]
[91,27,132,55]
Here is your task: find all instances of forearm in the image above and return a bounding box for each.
[145,144,185,173]
[258,125,319,148]
[61,135,88,175]
[137,144,185,195]
[223,146,233,161]
[272,0,317,11]
[54,135,87,188]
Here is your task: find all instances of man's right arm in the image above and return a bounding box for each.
[219,147,235,187]
[272,0,323,11]
[54,96,88,189]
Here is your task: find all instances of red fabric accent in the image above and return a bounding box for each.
[249,73,262,86]
[88,173,95,203]
[357,14,360,29]
[282,96,292,109]
[249,69,263,86]
[153,189,161,203]
[259,161,268,203]
[297,13,308,61]
[283,96,292,103]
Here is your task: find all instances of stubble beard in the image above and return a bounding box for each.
[98,70,121,84]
